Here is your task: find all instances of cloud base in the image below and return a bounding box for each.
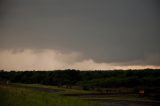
[0,49,159,71]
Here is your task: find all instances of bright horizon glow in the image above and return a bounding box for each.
[0,49,160,71]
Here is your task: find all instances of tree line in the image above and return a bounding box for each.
[0,69,160,89]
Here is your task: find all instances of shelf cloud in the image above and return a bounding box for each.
[0,49,159,70]
[0,0,160,70]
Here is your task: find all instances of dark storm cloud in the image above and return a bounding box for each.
[0,0,160,66]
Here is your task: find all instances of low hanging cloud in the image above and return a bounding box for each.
[0,49,160,71]
[0,49,81,70]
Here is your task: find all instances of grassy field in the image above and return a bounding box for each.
[1,84,159,106]
[13,83,94,94]
[0,84,106,106]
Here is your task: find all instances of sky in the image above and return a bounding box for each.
[0,0,160,70]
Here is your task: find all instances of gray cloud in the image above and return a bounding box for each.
[0,0,160,69]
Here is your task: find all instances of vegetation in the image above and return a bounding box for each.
[0,69,160,89]
[0,84,105,106]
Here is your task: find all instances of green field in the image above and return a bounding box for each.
[1,84,159,106]
[0,84,106,106]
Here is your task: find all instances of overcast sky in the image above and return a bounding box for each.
[0,0,160,70]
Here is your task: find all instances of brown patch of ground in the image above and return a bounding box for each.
[87,98,160,106]
[63,93,160,106]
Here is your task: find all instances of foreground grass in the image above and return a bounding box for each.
[0,85,106,106]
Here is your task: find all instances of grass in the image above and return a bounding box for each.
[1,83,158,106]
[12,83,95,94]
[0,84,106,106]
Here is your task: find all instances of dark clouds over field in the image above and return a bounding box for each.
[0,0,160,70]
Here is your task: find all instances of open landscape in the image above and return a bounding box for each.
[0,69,160,106]
[0,0,160,106]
